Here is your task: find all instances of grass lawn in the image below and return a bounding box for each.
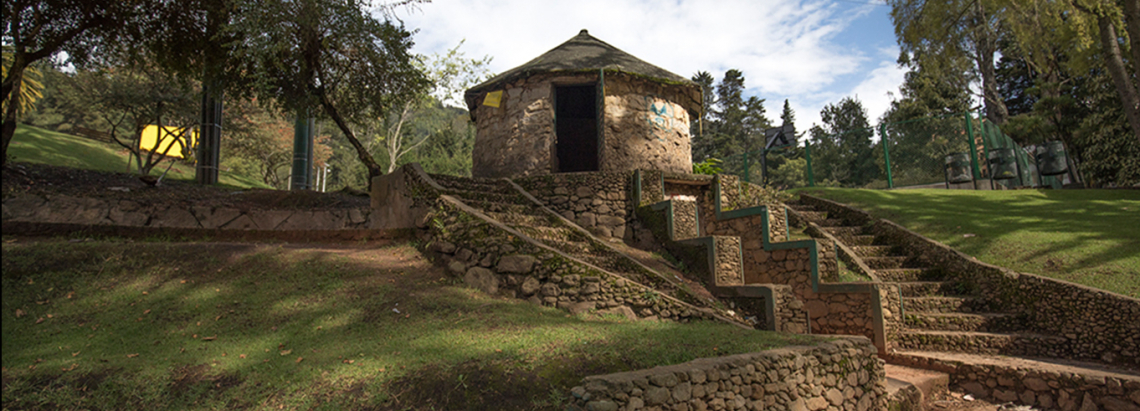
[1,238,821,411]
[793,187,1140,298]
[7,124,268,189]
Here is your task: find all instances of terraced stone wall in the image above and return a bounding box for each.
[890,353,1140,411]
[567,337,887,411]
[802,194,1140,367]
[514,172,631,239]
[422,199,716,323]
[2,194,374,230]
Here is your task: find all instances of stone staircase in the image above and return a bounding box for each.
[426,173,720,313]
[786,198,1061,358]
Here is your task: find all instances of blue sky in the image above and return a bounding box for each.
[396,0,904,135]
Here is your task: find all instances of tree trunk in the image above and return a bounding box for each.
[974,1,1008,126]
[1122,0,1140,83]
[1,61,26,167]
[317,95,383,179]
[1098,13,1140,145]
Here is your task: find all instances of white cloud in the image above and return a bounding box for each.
[396,0,907,142]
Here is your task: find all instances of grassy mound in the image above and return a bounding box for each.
[7,124,268,189]
[1,239,821,410]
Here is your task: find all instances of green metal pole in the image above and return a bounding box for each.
[963,112,982,184]
[291,111,312,190]
[807,141,816,185]
[880,123,893,189]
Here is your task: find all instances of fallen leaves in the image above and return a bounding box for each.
[202,336,217,342]
[15,309,25,318]
[126,353,139,358]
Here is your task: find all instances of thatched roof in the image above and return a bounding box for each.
[464,29,699,111]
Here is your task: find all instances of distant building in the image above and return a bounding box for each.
[464,29,701,179]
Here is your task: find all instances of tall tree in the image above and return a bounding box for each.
[235,0,428,179]
[368,41,489,173]
[780,99,795,126]
[812,97,877,187]
[889,0,1010,125]
[689,71,716,161]
[1,0,131,165]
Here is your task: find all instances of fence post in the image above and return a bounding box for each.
[805,142,815,187]
[963,112,982,186]
[880,123,894,189]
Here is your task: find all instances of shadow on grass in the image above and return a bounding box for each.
[1,240,816,411]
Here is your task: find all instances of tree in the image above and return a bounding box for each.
[811,97,877,187]
[690,69,772,175]
[689,71,716,162]
[780,99,795,127]
[235,0,428,180]
[889,0,1009,125]
[2,0,132,165]
[367,41,489,174]
[71,62,199,177]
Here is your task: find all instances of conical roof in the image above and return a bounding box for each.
[465,29,697,110]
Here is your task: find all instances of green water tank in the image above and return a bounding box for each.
[944,152,973,184]
[1037,141,1069,176]
[987,148,1019,180]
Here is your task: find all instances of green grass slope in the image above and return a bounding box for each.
[794,187,1140,298]
[7,124,268,189]
[1,240,820,410]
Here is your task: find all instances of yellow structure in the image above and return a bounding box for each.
[140,125,197,158]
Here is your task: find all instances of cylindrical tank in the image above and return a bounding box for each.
[987,148,1019,180]
[944,152,973,184]
[1037,141,1069,176]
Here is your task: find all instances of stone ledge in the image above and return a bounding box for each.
[567,337,887,411]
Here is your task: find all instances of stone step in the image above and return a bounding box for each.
[821,218,846,227]
[445,190,529,205]
[515,226,591,247]
[862,256,910,270]
[898,281,959,297]
[429,174,516,194]
[894,330,1069,358]
[876,268,938,282]
[461,199,544,216]
[852,245,894,258]
[884,364,949,411]
[847,235,876,246]
[903,296,989,314]
[822,226,864,238]
[483,210,561,227]
[904,312,1026,333]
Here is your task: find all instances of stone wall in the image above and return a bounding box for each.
[470,73,561,179]
[889,353,1140,411]
[514,172,631,239]
[802,194,1140,366]
[601,74,692,175]
[470,72,693,179]
[802,195,1140,366]
[2,193,374,230]
[424,198,718,323]
[567,337,887,411]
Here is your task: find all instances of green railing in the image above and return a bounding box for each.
[717,112,1062,190]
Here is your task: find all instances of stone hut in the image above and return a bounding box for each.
[464,29,701,179]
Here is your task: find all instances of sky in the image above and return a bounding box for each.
[395,0,905,138]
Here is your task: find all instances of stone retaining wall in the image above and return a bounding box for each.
[2,194,374,230]
[425,198,717,323]
[567,337,886,411]
[798,195,1140,367]
[889,353,1140,411]
[514,172,631,239]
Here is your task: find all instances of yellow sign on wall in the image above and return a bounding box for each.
[482,90,503,108]
[140,125,197,158]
